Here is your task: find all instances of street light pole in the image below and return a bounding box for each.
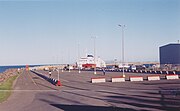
[61,51,64,72]
[68,49,71,72]
[118,24,125,77]
[92,36,97,74]
[78,43,81,73]
[57,68,59,81]
[56,55,60,82]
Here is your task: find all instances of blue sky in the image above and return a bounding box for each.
[0,0,179,65]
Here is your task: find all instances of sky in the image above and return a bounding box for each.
[0,0,179,65]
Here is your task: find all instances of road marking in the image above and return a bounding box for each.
[27,71,38,86]
[60,79,69,82]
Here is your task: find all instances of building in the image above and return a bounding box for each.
[159,43,180,67]
[77,54,106,69]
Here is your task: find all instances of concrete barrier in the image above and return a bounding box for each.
[166,74,179,80]
[148,75,160,81]
[130,76,143,82]
[91,77,106,83]
[111,76,125,82]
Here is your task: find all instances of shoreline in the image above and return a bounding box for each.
[0,69,19,84]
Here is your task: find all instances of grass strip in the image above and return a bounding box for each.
[0,75,18,103]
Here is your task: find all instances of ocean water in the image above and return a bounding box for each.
[0,65,42,73]
[0,66,26,73]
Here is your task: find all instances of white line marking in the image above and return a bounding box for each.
[27,71,38,86]
[60,79,69,82]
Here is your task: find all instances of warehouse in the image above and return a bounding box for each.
[159,43,180,68]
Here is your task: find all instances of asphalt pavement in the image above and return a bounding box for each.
[0,69,180,111]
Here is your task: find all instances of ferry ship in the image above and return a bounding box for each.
[77,54,106,69]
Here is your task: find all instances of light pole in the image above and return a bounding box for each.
[68,49,71,72]
[118,24,125,77]
[92,36,97,74]
[56,55,60,81]
[78,43,81,73]
[61,51,64,72]
[57,68,59,81]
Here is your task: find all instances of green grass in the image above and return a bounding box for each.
[0,75,18,103]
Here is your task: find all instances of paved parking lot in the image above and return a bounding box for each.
[0,70,180,111]
[37,70,180,111]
